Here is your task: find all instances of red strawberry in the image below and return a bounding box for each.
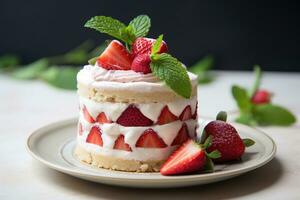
[160,139,206,175]
[117,105,153,127]
[82,106,95,123]
[171,123,190,146]
[135,128,167,148]
[157,106,178,125]
[78,123,83,136]
[96,112,111,124]
[203,111,254,162]
[86,126,103,147]
[97,40,132,70]
[113,135,132,152]
[131,37,168,57]
[131,54,151,74]
[179,106,192,121]
[251,89,271,104]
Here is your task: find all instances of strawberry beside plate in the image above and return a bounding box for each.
[26,118,276,188]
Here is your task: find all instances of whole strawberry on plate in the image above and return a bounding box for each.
[160,136,221,176]
[201,111,255,162]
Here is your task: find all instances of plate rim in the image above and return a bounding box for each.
[26,117,277,182]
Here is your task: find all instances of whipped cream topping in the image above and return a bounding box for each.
[77,64,198,93]
[80,96,197,122]
[77,116,197,161]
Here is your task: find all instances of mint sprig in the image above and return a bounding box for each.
[150,53,192,98]
[232,66,296,126]
[84,15,151,46]
[149,35,192,98]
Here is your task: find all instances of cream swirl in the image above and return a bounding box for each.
[91,64,160,83]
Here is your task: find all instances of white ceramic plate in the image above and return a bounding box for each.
[26,118,276,188]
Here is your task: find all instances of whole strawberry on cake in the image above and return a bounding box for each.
[75,15,198,172]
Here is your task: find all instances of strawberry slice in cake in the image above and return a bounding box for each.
[75,15,199,172]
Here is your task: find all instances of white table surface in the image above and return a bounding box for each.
[1,71,300,200]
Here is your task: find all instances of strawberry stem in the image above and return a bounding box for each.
[216,111,227,122]
[249,65,262,98]
[243,138,255,147]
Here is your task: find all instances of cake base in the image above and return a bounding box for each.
[74,145,165,172]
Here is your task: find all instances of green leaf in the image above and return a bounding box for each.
[84,16,127,42]
[249,65,262,97]
[88,57,98,65]
[120,25,136,46]
[202,135,212,149]
[12,58,49,79]
[203,157,214,173]
[129,15,151,38]
[0,54,20,71]
[151,34,163,55]
[253,104,296,126]
[235,113,257,126]
[232,85,252,114]
[88,42,107,58]
[243,138,255,147]
[39,66,79,90]
[206,150,221,159]
[150,53,192,98]
[189,55,214,74]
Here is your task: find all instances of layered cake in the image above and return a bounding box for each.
[75,15,199,172]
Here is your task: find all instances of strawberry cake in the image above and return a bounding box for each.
[74,15,199,172]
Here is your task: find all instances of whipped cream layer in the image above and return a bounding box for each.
[78,116,197,161]
[80,96,197,122]
[77,64,198,94]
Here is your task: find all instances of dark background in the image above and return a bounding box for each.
[1,0,300,71]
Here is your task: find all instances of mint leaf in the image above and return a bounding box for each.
[189,55,214,84]
[151,34,163,55]
[249,65,262,97]
[243,138,255,147]
[12,58,48,79]
[206,150,221,159]
[253,104,296,126]
[85,16,127,42]
[0,54,20,71]
[150,53,192,98]
[39,66,79,90]
[235,113,257,126]
[129,15,151,38]
[88,57,98,65]
[232,85,252,113]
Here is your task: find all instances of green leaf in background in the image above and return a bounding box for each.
[39,66,79,90]
[249,65,262,97]
[0,54,20,71]
[88,42,107,58]
[235,113,257,126]
[253,104,296,126]
[12,58,48,79]
[129,15,151,38]
[188,55,214,84]
[231,85,252,114]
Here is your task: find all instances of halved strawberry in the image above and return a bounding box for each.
[78,123,83,136]
[135,128,167,148]
[117,105,153,127]
[157,106,178,125]
[96,112,111,124]
[179,106,192,121]
[131,53,151,74]
[82,105,95,123]
[160,139,206,175]
[86,126,103,147]
[113,135,132,152]
[131,37,168,57]
[97,40,132,70]
[171,123,190,146]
